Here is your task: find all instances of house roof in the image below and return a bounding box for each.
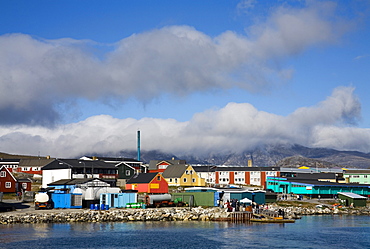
[162,164,189,178]
[148,159,186,170]
[293,173,337,180]
[0,158,20,163]
[269,177,370,188]
[42,159,117,170]
[216,166,280,172]
[48,178,109,185]
[126,173,159,184]
[192,165,217,172]
[92,156,140,163]
[338,192,367,199]
[0,166,17,181]
[19,158,54,167]
[344,169,370,174]
[15,178,32,182]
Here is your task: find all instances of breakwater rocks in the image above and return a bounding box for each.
[267,203,370,219]
[0,207,230,224]
[1,205,370,225]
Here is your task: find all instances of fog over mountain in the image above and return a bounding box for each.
[98,143,370,169]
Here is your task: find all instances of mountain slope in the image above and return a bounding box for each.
[2,143,370,168]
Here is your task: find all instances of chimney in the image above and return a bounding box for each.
[137,130,141,161]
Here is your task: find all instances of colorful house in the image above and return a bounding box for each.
[82,156,146,184]
[18,158,54,175]
[0,159,20,173]
[42,159,118,188]
[148,159,186,173]
[214,166,280,189]
[0,166,32,193]
[162,164,206,187]
[343,169,370,184]
[126,173,168,193]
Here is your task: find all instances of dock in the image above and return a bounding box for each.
[230,211,253,222]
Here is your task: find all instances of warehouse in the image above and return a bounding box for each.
[267,177,370,198]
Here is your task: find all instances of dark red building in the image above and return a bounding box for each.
[0,166,32,193]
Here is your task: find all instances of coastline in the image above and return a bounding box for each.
[1,202,370,224]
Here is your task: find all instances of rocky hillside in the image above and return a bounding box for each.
[112,144,370,168]
[2,143,370,169]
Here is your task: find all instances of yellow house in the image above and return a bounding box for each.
[162,164,205,187]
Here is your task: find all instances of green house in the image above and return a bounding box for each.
[338,192,367,207]
[343,170,370,185]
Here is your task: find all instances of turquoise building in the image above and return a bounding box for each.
[267,177,370,197]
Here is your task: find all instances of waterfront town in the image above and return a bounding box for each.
[1,149,370,224]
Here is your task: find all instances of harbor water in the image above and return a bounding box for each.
[1,215,370,249]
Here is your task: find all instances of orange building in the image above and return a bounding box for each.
[126,172,168,193]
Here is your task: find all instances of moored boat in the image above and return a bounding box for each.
[250,217,295,223]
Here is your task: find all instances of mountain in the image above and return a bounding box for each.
[113,144,370,168]
[2,143,370,169]
[0,152,46,160]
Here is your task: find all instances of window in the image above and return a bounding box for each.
[192,178,196,183]
[185,170,189,175]
[169,178,172,182]
[158,165,168,169]
[125,170,131,176]
[183,178,187,183]
[0,171,5,177]
[22,183,27,189]
[157,176,161,181]
[175,178,178,183]
[5,182,11,188]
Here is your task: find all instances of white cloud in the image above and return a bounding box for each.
[0,1,347,125]
[0,86,369,157]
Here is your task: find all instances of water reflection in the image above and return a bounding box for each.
[1,216,370,249]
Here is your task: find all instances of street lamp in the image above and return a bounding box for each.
[79,161,87,178]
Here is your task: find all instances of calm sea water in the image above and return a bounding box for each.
[1,215,370,249]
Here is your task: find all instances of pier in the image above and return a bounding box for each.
[230,211,253,222]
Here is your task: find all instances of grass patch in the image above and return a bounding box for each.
[1,193,17,199]
[276,201,318,208]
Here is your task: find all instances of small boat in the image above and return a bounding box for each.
[250,216,295,223]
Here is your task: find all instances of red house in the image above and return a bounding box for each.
[126,173,168,193]
[0,166,32,193]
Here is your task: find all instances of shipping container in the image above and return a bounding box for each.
[51,193,83,209]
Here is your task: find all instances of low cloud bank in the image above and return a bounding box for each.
[0,87,369,158]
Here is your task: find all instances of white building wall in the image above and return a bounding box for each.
[42,169,71,188]
[198,172,215,184]
[218,171,230,185]
[250,171,261,186]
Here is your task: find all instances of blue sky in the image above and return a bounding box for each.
[0,0,370,158]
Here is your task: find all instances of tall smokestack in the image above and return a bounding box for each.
[137,130,141,161]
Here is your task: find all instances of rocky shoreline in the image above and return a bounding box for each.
[0,204,369,224]
[264,203,370,218]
